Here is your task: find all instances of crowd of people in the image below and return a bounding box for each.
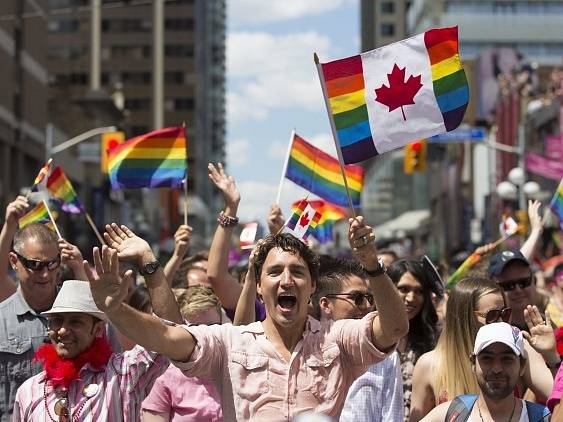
[0,162,563,421]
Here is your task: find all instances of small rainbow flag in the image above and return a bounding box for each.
[284,199,322,242]
[47,166,85,214]
[285,133,364,207]
[32,159,53,190]
[317,26,468,164]
[19,202,51,229]
[549,178,563,230]
[446,252,481,288]
[108,127,187,189]
[292,199,347,244]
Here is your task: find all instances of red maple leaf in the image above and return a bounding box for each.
[375,64,423,121]
[299,211,311,228]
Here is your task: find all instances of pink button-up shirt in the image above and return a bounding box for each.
[172,311,389,421]
[13,345,168,421]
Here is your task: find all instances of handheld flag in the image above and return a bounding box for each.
[549,178,563,230]
[500,215,519,238]
[446,252,481,288]
[31,159,53,191]
[108,127,187,189]
[47,166,85,214]
[285,133,364,207]
[316,26,468,164]
[240,222,258,250]
[283,199,322,242]
[291,199,346,244]
[19,202,52,229]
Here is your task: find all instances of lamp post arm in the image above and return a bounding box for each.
[49,126,117,156]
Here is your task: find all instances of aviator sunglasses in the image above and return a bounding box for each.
[14,251,61,272]
[325,292,375,307]
[474,307,512,324]
[498,276,533,292]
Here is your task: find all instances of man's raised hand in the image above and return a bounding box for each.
[84,246,131,314]
[5,196,28,228]
[103,223,155,267]
[208,162,240,208]
[348,216,379,271]
[267,204,285,235]
[173,224,193,258]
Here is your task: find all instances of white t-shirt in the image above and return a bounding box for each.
[468,399,528,422]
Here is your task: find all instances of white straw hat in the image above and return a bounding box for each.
[42,280,106,321]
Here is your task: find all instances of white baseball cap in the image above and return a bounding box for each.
[474,322,524,356]
[42,280,106,321]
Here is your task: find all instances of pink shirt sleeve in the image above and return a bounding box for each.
[329,311,390,376]
[547,363,563,412]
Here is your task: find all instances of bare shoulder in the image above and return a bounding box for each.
[414,350,435,375]
[420,401,450,422]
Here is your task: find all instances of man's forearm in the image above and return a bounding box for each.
[145,266,183,324]
[0,223,17,299]
[520,227,542,262]
[107,302,194,361]
[369,274,409,348]
[163,254,182,287]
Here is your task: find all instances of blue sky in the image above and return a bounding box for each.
[225,0,360,222]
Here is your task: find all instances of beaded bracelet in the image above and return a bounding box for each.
[217,211,239,228]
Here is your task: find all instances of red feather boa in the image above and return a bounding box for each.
[33,337,113,389]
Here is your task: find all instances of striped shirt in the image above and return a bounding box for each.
[13,345,168,421]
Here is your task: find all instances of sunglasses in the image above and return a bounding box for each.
[14,251,60,272]
[474,307,512,324]
[325,292,375,307]
[498,277,532,292]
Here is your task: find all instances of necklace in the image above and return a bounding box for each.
[477,396,517,422]
[43,383,89,422]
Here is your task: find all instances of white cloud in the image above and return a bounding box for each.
[227,31,332,125]
[229,0,355,26]
[267,141,288,160]
[308,132,338,156]
[227,138,251,167]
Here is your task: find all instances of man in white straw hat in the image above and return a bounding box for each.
[12,223,179,422]
[422,322,551,421]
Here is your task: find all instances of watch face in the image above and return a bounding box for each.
[143,261,160,275]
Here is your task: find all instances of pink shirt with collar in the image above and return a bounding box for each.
[172,311,389,422]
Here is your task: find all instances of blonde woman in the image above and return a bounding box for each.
[409,277,556,421]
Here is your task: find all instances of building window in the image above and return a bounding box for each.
[165,72,184,84]
[111,45,151,59]
[121,72,152,84]
[47,45,87,60]
[380,23,395,36]
[165,18,194,31]
[48,19,80,33]
[174,98,194,110]
[102,19,151,32]
[165,45,194,57]
[381,1,395,14]
[125,98,151,111]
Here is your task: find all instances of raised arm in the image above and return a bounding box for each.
[0,196,28,301]
[103,223,183,324]
[520,199,543,261]
[233,242,260,325]
[206,163,242,310]
[267,204,285,235]
[163,224,192,285]
[84,246,194,361]
[349,216,409,351]
[58,238,88,280]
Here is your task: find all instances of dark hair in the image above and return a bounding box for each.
[253,234,319,285]
[13,223,58,254]
[171,251,209,288]
[311,255,366,319]
[127,285,151,314]
[378,249,398,262]
[387,259,439,360]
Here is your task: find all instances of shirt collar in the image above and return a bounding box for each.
[239,316,322,334]
[14,285,39,317]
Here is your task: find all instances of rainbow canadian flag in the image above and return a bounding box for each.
[283,199,322,242]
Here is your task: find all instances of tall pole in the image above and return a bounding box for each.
[90,0,101,91]
[153,0,164,130]
[45,123,53,162]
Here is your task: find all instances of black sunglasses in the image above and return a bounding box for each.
[498,277,533,292]
[326,292,375,307]
[474,307,512,324]
[14,251,60,272]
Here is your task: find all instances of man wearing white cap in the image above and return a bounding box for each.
[12,223,177,421]
[422,322,550,421]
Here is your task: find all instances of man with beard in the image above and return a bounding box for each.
[86,216,409,421]
[422,322,550,421]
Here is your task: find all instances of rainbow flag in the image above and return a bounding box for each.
[47,166,85,214]
[285,133,364,207]
[19,202,51,229]
[292,199,347,244]
[31,159,53,190]
[317,26,468,164]
[549,178,563,231]
[284,199,322,242]
[446,252,481,288]
[108,127,187,189]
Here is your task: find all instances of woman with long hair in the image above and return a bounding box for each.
[409,277,555,421]
[387,259,439,421]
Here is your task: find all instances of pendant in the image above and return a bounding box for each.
[83,383,99,398]
[54,397,68,416]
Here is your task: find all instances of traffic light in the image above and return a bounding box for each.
[404,140,427,174]
[101,131,125,173]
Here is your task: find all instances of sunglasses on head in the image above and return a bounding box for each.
[498,277,532,292]
[474,307,512,324]
[14,251,60,272]
[325,292,375,307]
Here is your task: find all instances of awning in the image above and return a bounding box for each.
[374,209,430,239]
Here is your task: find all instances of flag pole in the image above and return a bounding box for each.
[85,212,106,245]
[42,199,62,239]
[182,122,188,226]
[314,53,356,218]
[275,128,295,204]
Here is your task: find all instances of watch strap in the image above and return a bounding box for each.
[139,260,160,276]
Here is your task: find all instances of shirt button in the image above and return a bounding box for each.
[16,347,21,353]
